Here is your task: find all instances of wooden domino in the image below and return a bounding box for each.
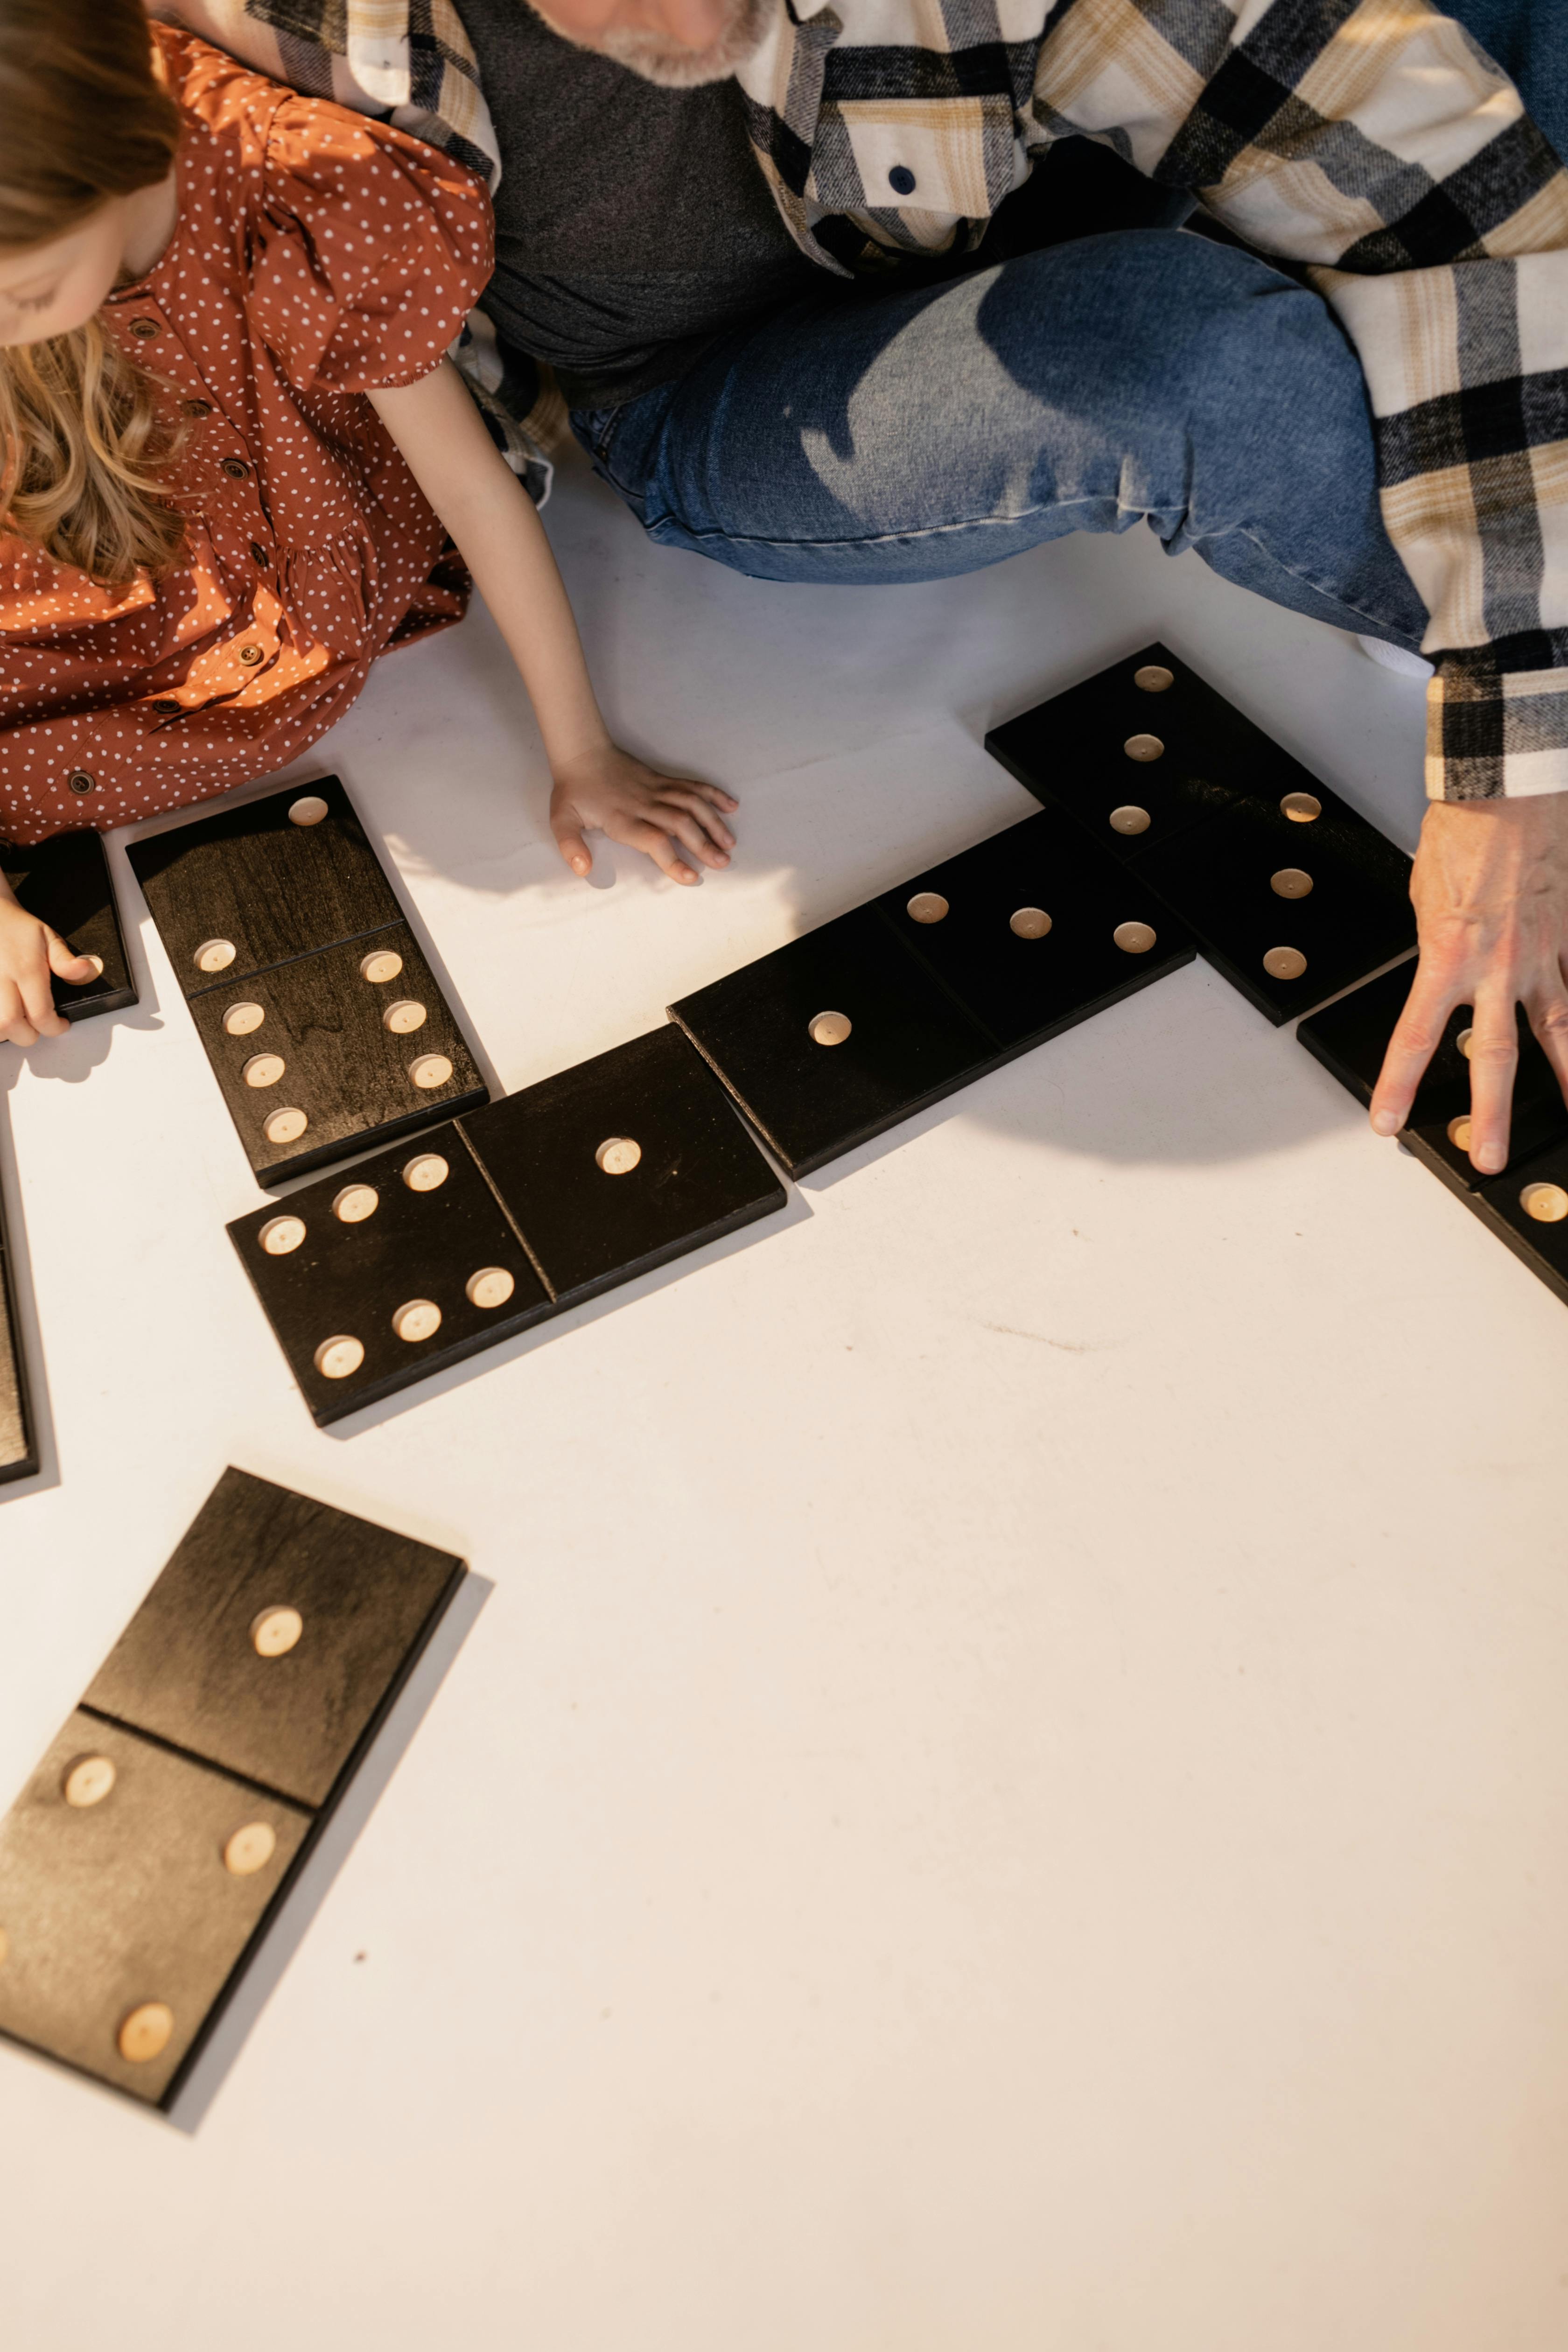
[230,1029,786,1425]
[872,806,1195,1052]
[187,924,484,1183]
[1,827,137,1022]
[0,1167,37,1487]
[127,776,486,1182]
[986,644,1246,856]
[228,1123,554,1427]
[986,644,1416,1022]
[1298,963,1568,1193]
[668,908,1000,1178]
[0,1468,465,2106]
[456,1024,787,1302]
[1469,1141,1568,1312]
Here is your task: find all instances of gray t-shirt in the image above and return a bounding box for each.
[456,0,821,407]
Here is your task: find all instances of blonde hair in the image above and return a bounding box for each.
[0,0,185,586]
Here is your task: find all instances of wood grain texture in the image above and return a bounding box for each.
[228,1125,554,1427]
[669,910,1001,1178]
[458,1025,787,1302]
[986,643,1415,1021]
[1,828,137,1021]
[127,774,403,999]
[0,1711,310,2106]
[82,1467,465,1808]
[188,923,487,1183]
[873,808,1195,1052]
[1298,964,1568,1193]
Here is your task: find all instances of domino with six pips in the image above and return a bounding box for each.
[127,776,487,1183]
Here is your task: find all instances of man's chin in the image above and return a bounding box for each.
[527,0,771,86]
[595,28,752,84]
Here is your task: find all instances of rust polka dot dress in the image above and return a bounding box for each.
[0,25,494,847]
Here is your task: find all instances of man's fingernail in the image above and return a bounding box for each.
[1476,1145,1505,1173]
[1371,1110,1400,1136]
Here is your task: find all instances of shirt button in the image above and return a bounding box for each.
[183,399,212,419]
[222,458,251,481]
[150,698,181,715]
[129,317,161,340]
[237,644,264,666]
[250,541,270,566]
[889,165,916,195]
[67,770,96,795]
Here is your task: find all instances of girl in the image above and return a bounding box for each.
[0,0,737,1049]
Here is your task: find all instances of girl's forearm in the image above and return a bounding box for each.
[370,364,609,771]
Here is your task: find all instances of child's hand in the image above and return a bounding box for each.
[550,745,738,887]
[0,889,98,1047]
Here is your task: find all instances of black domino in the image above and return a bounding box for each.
[127,776,401,994]
[1298,963,1568,1193]
[872,806,1194,1050]
[669,908,998,1177]
[986,643,1245,856]
[187,924,484,1183]
[228,1124,553,1427]
[0,1165,36,1487]
[1,827,136,1021]
[987,644,1415,1022]
[0,1468,464,2106]
[457,1024,787,1302]
[127,776,486,1182]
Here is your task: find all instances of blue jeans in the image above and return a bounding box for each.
[574,0,1565,651]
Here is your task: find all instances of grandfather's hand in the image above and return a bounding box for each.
[1370,795,1568,1172]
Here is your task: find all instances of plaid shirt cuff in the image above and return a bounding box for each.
[1428,651,1568,802]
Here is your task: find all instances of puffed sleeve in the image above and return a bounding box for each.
[247,98,494,393]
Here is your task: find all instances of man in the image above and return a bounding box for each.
[170,0,1568,1178]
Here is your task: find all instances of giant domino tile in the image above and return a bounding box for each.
[127,776,488,1184]
[225,645,1433,1428]
[0,827,139,1485]
[0,1467,465,2108]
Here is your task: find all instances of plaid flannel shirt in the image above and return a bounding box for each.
[161,0,1568,805]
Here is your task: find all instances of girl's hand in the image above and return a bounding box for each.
[0,890,98,1048]
[550,745,738,887]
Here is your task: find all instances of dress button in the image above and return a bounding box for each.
[250,540,269,566]
[150,698,181,715]
[221,458,251,481]
[237,644,264,666]
[183,399,212,419]
[889,165,917,195]
[129,317,160,340]
[67,770,96,795]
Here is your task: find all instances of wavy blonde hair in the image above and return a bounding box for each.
[0,0,185,586]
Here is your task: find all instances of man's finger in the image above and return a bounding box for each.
[1369,960,1462,1136]
[1463,986,1521,1174]
[1527,976,1568,1111]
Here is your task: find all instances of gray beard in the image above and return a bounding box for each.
[530,0,772,86]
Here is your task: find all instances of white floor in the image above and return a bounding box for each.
[4,443,1568,2352]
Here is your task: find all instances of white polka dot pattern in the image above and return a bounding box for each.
[0,24,494,847]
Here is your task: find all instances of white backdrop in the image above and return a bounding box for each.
[3,443,1565,2352]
